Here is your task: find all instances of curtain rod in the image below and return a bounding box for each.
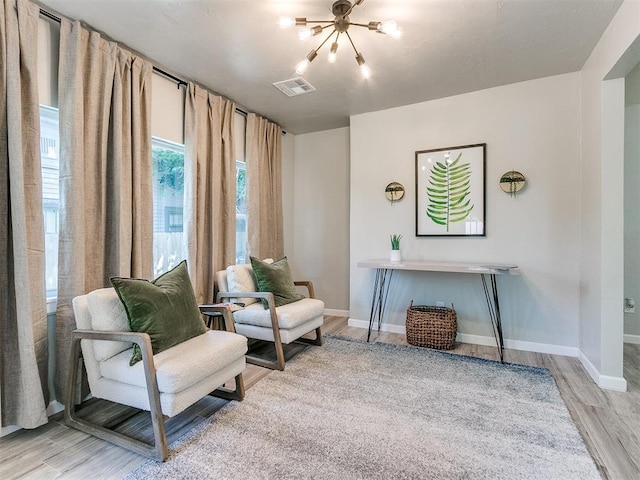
[39,8,61,23]
[151,66,250,118]
[38,7,266,127]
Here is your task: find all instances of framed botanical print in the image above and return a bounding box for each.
[415,143,486,237]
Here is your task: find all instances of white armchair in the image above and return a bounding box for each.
[65,287,247,461]
[215,263,324,371]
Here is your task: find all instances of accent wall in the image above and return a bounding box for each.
[349,72,582,353]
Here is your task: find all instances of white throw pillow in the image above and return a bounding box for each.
[226,264,258,306]
[86,288,132,361]
[226,259,273,306]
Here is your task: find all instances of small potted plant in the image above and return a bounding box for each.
[390,234,402,262]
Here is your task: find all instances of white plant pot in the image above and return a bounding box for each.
[390,249,402,262]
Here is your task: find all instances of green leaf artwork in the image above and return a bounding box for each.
[426,152,474,232]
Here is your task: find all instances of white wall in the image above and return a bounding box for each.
[291,127,350,312]
[349,73,582,350]
[579,0,640,385]
[624,62,640,339]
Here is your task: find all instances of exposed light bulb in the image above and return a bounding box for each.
[295,50,318,75]
[328,42,339,63]
[360,63,372,79]
[278,16,295,28]
[355,52,371,79]
[298,28,312,40]
[378,20,402,38]
[298,25,323,40]
[295,59,310,74]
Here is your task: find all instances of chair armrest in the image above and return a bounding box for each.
[71,329,150,345]
[70,329,158,394]
[217,291,277,310]
[199,304,237,333]
[294,281,315,299]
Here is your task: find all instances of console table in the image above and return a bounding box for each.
[357,260,520,362]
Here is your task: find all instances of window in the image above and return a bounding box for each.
[152,137,186,276]
[236,161,247,264]
[40,105,60,299]
[234,111,248,264]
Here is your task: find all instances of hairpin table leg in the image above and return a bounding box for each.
[367,268,393,342]
[481,273,505,362]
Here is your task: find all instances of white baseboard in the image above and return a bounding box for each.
[349,318,628,392]
[348,318,406,334]
[324,308,349,317]
[578,350,628,392]
[349,319,579,357]
[624,334,640,344]
[0,424,21,438]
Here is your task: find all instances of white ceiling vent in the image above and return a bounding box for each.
[272,77,316,97]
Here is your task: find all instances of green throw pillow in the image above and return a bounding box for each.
[250,256,305,309]
[110,260,206,366]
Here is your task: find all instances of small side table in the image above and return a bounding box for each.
[199,303,244,332]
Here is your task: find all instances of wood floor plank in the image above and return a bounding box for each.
[0,437,64,479]
[567,400,640,480]
[7,463,61,480]
[624,343,640,392]
[1,316,639,480]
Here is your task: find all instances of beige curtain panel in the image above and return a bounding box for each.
[0,0,49,429]
[184,83,236,304]
[246,113,284,260]
[55,19,153,402]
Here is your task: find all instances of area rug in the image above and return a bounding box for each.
[124,336,600,479]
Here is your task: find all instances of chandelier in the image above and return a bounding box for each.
[278,0,402,79]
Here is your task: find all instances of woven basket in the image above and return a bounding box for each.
[406,301,457,350]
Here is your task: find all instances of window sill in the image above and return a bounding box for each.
[46,297,57,315]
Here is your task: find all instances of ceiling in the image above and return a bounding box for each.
[36,0,623,134]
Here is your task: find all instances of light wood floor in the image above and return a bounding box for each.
[2,316,639,480]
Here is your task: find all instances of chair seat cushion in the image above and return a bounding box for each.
[99,330,247,394]
[233,298,324,329]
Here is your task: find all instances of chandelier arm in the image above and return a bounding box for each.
[343,0,365,18]
[347,22,373,28]
[304,20,335,24]
[345,30,359,55]
[316,28,338,52]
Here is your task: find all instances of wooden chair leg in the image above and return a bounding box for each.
[64,334,169,461]
[297,326,323,346]
[244,343,286,371]
[245,326,323,371]
[212,373,246,401]
[243,312,287,371]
